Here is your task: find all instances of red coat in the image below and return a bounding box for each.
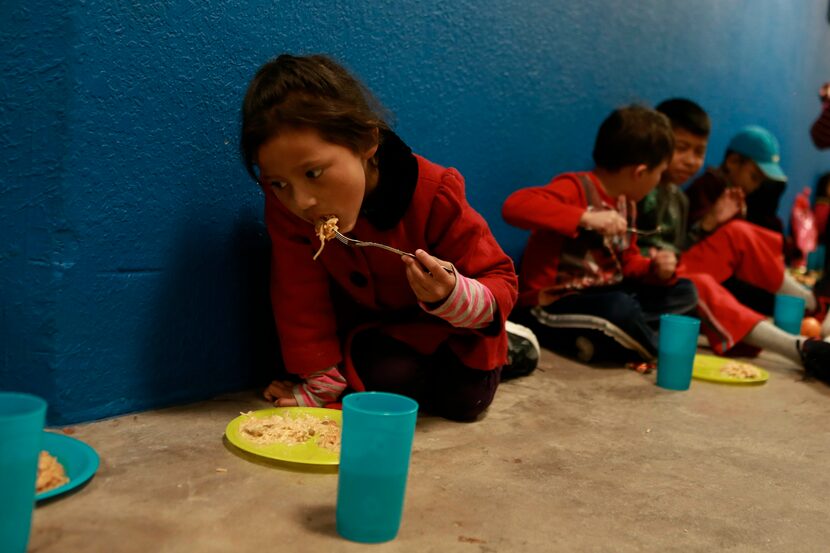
[265,151,517,388]
[503,171,668,307]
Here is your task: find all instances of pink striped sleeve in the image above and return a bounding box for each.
[422,272,496,329]
[292,365,347,407]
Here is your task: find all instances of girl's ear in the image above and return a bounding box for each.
[362,127,380,161]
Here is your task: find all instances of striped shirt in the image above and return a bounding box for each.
[292,365,347,407]
[421,270,496,329]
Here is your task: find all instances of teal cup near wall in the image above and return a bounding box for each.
[656,314,701,391]
[0,392,47,553]
[336,392,418,543]
[774,294,806,335]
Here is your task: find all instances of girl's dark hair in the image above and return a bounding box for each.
[656,98,711,137]
[592,105,675,171]
[240,54,390,182]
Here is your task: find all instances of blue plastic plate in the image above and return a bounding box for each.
[36,431,100,502]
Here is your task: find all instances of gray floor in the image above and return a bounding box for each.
[29,346,830,553]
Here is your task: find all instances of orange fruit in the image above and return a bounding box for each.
[801,316,822,338]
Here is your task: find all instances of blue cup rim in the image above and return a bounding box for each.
[0,392,47,422]
[659,313,700,326]
[774,294,806,304]
[343,392,418,417]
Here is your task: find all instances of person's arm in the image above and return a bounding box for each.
[620,238,678,284]
[811,83,830,149]
[815,199,830,239]
[685,170,743,233]
[263,194,347,406]
[502,175,588,237]
[263,366,347,407]
[420,266,497,329]
[420,168,518,335]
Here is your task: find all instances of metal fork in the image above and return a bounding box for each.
[334,231,416,258]
[333,231,454,274]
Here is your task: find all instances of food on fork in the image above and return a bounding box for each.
[313,216,339,260]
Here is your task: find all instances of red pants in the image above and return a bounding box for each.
[678,220,785,354]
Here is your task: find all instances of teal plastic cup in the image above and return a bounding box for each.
[336,392,418,543]
[0,392,47,553]
[656,314,701,391]
[774,294,806,335]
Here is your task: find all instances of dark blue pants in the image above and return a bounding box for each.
[519,278,698,362]
[350,329,500,422]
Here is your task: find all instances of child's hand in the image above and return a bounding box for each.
[702,188,745,231]
[649,248,677,280]
[403,249,456,304]
[263,380,299,407]
[580,209,627,237]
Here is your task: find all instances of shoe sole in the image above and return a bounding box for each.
[505,320,541,357]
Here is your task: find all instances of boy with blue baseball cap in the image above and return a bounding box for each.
[684,125,795,316]
[728,125,787,181]
[686,125,787,236]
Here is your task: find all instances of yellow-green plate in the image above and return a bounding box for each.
[692,354,769,384]
[225,407,341,465]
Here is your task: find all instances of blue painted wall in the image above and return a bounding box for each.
[2,0,829,423]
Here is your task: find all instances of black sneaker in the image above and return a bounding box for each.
[501,321,541,381]
[799,338,830,384]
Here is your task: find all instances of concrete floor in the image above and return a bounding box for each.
[30,346,830,553]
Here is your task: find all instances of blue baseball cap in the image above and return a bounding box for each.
[727,125,787,182]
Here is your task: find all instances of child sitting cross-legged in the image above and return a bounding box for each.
[242,54,539,422]
[502,105,698,364]
[636,98,830,384]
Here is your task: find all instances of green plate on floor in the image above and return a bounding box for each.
[692,354,769,384]
[36,432,100,502]
[225,407,341,465]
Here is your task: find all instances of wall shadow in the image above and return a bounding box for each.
[136,206,284,411]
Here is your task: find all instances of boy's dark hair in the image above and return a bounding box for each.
[240,54,390,182]
[655,98,711,137]
[592,105,674,171]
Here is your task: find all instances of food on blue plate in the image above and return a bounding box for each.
[37,451,69,493]
[239,411,340,452]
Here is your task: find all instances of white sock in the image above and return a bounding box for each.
[743,320,803,366]
[777,272,816,311]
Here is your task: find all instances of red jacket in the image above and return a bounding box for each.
[503,171,666,307]
[265,136,517,387]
